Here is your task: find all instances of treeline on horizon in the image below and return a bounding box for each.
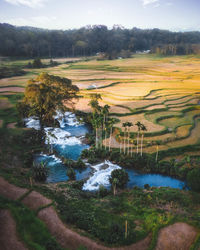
[1,23,200,58]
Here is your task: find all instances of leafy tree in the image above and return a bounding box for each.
[66,167,76,180]
[32,58,43,68]
[109,169,129,190]
[187,168,200,192]
[17,72,79,129]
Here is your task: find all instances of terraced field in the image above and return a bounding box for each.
[1,54,200,160]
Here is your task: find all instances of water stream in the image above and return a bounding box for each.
[26,112,187,191]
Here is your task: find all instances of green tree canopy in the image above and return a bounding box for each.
[17,72,79,128]
[109,169,129,189]
[187,168,200,192]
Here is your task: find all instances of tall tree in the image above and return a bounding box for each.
[17,72,79,130]
[108,118,116,152]
[122,122,127,154]
[140,124,147,156]
[135,121,142,154]
[126,122,133,155]
[89,94,102,148]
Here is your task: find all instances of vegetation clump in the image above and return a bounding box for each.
[187,168,200,192]
[32,162,48,182]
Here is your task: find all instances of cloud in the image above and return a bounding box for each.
[141,0,159,6]
[4,0,48,8]
[1,16,57,27]
[166,2,173,6]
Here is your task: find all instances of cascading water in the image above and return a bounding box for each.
[25,112,187,191]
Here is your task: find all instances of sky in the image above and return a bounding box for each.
[0,0,200,31]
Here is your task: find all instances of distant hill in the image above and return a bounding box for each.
[0,23,200,58]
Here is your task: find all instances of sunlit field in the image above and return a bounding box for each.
[1,54,200,159]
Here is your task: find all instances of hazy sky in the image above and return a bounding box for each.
[0,0,199,31]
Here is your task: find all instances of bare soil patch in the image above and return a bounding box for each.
[0,176,28,200]
[22,191,52,211]
[0,87,24,92]
[0,98,12,108]
[156,222,198,250]
[0,210,27,250]
[7,122,16,129]
[0,120,2,127]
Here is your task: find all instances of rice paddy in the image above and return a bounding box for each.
[1,54,200,159]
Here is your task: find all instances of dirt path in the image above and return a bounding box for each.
[156,222,198,250]
[0,176,198,250]
[0,177,28,200]
[0,176,151,250]
[0,209,28,250]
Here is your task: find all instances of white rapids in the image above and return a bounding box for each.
[82,160,121,191]
[24,112,83,146]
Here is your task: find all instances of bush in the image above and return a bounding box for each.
[187,168,200,192]
[32,162,48,182]
[99,185,109,198]
[109,169,129,189]
[67,168,76,180]
[32,58,43,68]
[76,158,86,169]
[71,180,84,190]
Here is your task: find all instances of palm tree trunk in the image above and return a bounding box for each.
[128,129,130,155]
[109,126,112,151]
[131,142,133,157]
[124,128,126,154]
[156,145,159,162]
[136,131,139,154]
[113,184,116,196]
[96,128,98,148]
[141,134,144,156]
[104,129,106,149]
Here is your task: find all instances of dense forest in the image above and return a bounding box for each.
[1,23,200,58]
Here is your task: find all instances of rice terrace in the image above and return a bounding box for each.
[1,2,200,248]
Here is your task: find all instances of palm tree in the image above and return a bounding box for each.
[122,122,127,154]
[108,118,115,152]
[140,124,147,156]
[126,122,133,155]
[130,139,134,156]
[156,145,159,162]
[135,121,142,154]
[89,94,102,148]
[112,178,119,196]
[102,104,110,131]
[102,104,110,149]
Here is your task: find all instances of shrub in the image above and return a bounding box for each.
[187,168,200,192]
[32,58,43,68]
[67,168,76,180]
[76,158,86,169]
[99,185,109,198]
[32,162,48,182]
[144,184,150,190]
